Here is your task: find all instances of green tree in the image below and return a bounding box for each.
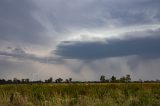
[48,77,53,83]
[111,75,116,83]
[55,78,63,83]
[100,75,105,82]
[120,76,126,83]
[126,74,131,82]
[66,79,69,83]
[69,78,72,82]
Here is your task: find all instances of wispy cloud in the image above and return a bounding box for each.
[0,47,64,64]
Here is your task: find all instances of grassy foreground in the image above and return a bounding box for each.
[0,83,160,106]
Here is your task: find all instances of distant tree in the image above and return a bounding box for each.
[69,78,72,82]
[55,79,58,83]
[120,76,126,83]
[7,80,12,84]
[139,79,143,83]
[66,79,69,83]
[17,80,21,83]
[156,79,160,83]
[55,78,63,83]
[21,78,30,83]
[59,78,63,82]
[48,77,53,83]
[100,75,105,82]
[111,75,116,83]
[126,74,131,82]
[45,77,53,83]
[21,79,25,83]
[65,78,72,83]
[0,79,6,84]
[46,80,48,83]
[26,78,29,83]
[106,79,110,83]
[13,78,19,83]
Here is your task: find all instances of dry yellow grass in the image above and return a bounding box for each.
[0,83,160,106]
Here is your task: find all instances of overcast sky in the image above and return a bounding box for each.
[0,0,160,81]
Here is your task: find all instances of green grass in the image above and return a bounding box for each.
[0,83,160,106]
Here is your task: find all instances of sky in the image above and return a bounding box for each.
[0,0,160,81]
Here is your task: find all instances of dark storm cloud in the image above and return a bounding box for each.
[0,47,64,64]
[0,0,49,45]
[55,35,160,60]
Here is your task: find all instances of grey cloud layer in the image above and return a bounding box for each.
[1,0,160,46]
[0,47,64,64]
[55,33,160,60]
[0,0,50,45]
[35,0,160,31]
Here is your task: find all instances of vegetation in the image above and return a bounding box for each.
[0,75,160,106]
[0,83,160,106]
[0,74,160,84]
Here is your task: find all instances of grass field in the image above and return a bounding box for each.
[0,83,160,106]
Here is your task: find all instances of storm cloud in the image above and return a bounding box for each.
[55,34,160,60]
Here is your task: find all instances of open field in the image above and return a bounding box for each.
[0,83,160,106]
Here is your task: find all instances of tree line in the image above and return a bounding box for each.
[100,74,160,83]
[0,74,160,84]
[100,74,131,83]
[0,77,72,84]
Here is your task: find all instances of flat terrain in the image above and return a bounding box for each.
[0,83,160,106]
